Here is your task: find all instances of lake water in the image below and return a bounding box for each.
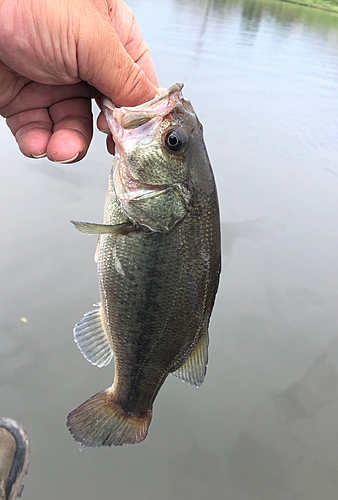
[1,0,338,498]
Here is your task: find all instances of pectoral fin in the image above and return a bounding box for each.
[70,220,133,235]
[172,329,209,387]
[73,303,114,367]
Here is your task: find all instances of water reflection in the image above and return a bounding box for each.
[191,0,213,66]
[221,220,264,266]
[274,350,338,421]
[175,0,338,41]
[240,1,265,39]
[227,344,338,497]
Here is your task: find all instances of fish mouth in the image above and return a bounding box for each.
[101,83,186,144]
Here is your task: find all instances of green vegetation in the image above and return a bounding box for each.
[206,0,338,28]
[280,0,338,14]
[188,0,338,31]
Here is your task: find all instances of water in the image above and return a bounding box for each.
[1,0,338,498]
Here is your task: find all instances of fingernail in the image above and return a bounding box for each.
[32,153,47,158]
[56,152,80,164]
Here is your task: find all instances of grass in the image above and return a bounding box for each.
[279,0,338,13]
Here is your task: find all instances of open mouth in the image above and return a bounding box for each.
[101,83,185,138]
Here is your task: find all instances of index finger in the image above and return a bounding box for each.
[110,1,159,88]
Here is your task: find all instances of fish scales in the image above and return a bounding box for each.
[99,192,218,416]
[67,83,221,447]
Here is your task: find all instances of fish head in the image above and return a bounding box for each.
[102,83,208,232]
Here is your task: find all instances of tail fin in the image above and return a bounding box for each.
[67,390,152,447]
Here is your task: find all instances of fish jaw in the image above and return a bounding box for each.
[102,82,184,132]
[101,83,190,158]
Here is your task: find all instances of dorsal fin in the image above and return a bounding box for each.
[73,303,113,367]
[172,329,209,387]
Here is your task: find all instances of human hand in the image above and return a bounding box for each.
[0,0,158,163]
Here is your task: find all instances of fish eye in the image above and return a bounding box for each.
[163,129,188,153]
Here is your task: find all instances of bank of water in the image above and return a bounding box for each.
[281,0,338,14]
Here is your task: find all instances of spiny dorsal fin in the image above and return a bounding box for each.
[172,329,209,387]
[73,303,113,367]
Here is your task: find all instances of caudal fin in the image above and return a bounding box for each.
[67,390,152,447]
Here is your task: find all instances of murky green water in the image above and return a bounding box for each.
[1,0,338,498]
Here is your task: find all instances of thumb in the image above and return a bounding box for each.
[77,16,158,107]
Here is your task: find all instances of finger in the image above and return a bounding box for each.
[78,15,157,107]
[3,81,96,161]
[47,98,93,162]
[97,109,114,157]
[0,61,29,109]
[1,81,98,118]
[6,98,93,162]
[106,133,115,156]
[110,1,159,88]
[97,111,110,134]
[6,108,52,157]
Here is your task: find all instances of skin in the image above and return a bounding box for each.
[0,0,158,163]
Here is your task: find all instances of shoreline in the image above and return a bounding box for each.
[279,0,338,13]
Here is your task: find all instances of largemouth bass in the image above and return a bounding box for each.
[67,83,221,447]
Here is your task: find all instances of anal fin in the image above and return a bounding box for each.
[73,303,113,367]
[172,329,209,387]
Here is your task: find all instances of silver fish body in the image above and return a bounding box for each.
[67,83,221,447]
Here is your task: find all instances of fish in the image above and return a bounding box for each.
[67,83,221,447]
